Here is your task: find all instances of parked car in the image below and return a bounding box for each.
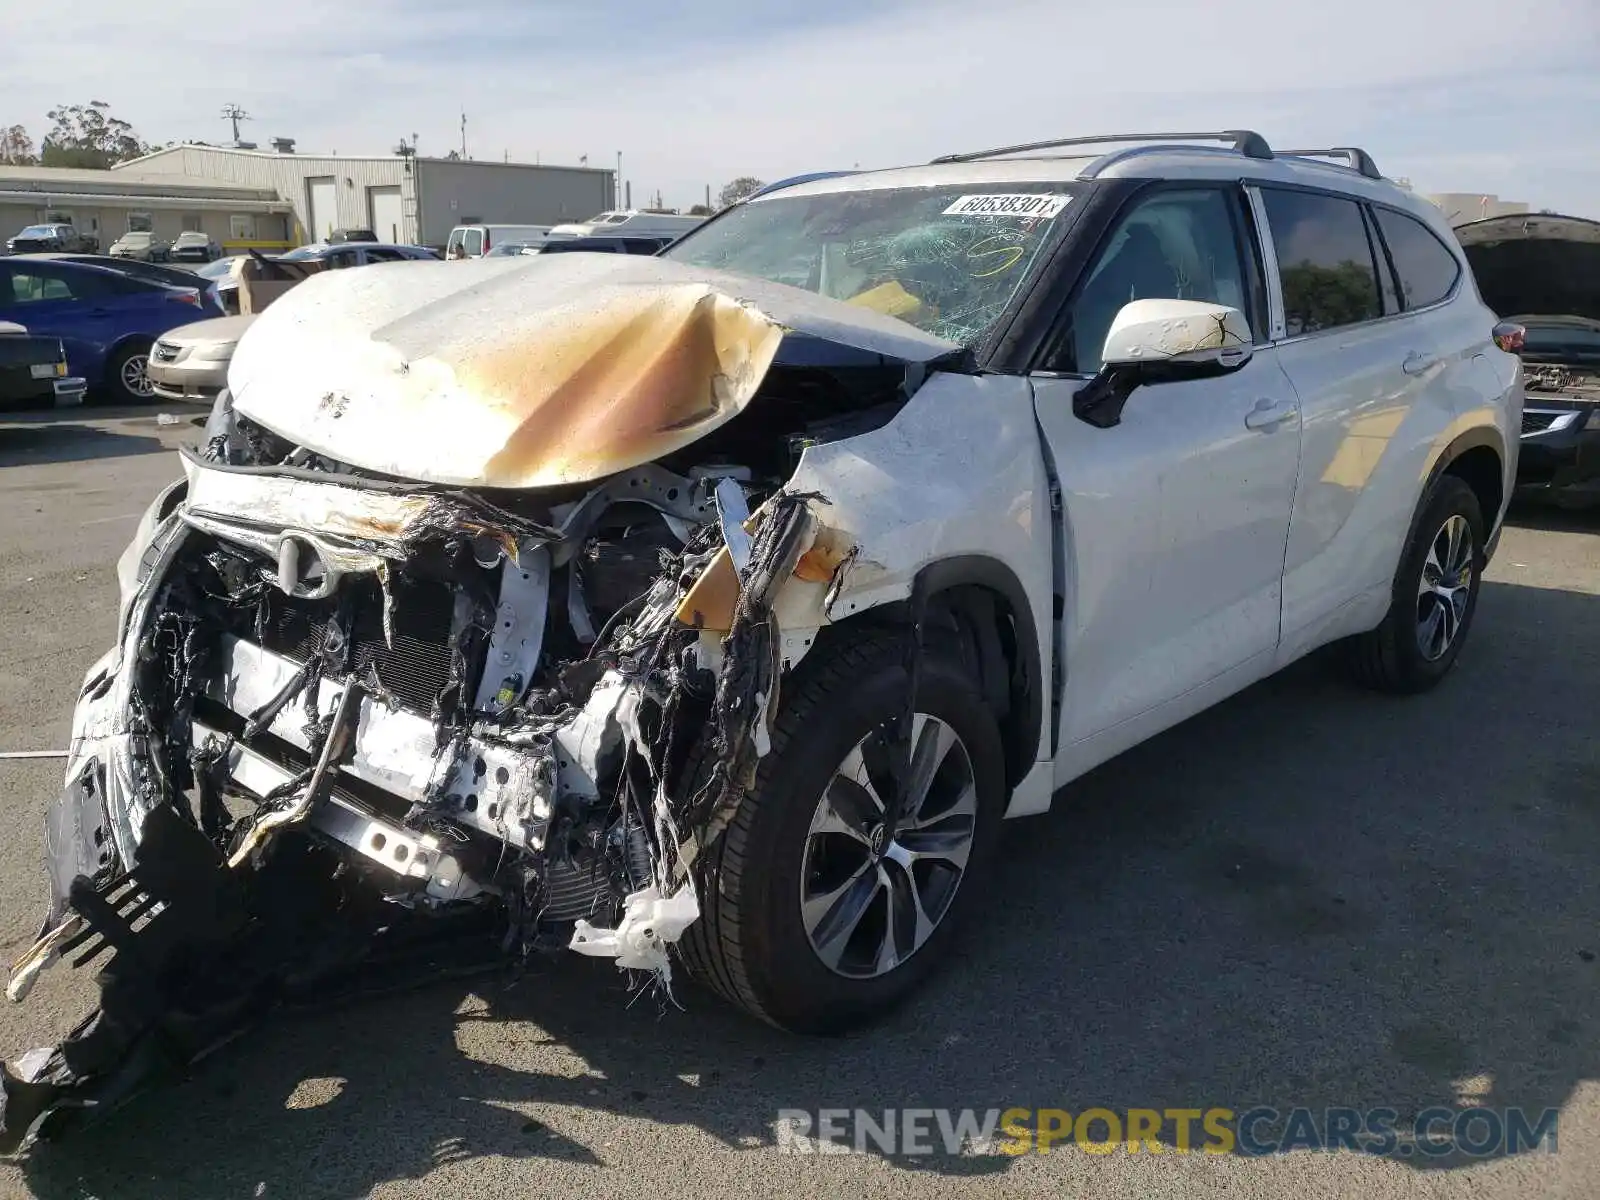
[445,223,552,258]
[537,234,677,256]
[277,241,440,267]
[211,242,438,313]
[5,223,95,254]
[483,240,547,257]
[25,252,222,295]
[0,130,1522,1150]
[108,232,172,263]
[147,314,254,403]
[169,232,223,263]
[0,321,86,410]
[0,256,217,401]
[546,210,703,240]
[1458,212,1600,503]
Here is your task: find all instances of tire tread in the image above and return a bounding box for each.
[678,626,929,1028]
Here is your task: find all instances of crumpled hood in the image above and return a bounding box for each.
[227,252,959,489]
[1458,213,1600,325]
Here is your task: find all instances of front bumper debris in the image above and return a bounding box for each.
[0,431,828,1155]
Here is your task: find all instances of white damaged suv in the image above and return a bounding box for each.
[1,131,1520,1149]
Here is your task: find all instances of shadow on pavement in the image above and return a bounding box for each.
[0,401,205,468]
[19,579,1600,1196]
[1503,498,1600,535]
[0,424,166,468]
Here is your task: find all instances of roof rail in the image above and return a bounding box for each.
[1278,147,1382,179]
[745,170,860,201]
[931,130,1273,165]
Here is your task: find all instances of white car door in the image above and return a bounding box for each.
[1028,184,1303,781]
[1253,187,1495,663]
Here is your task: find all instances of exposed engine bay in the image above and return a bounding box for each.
[1525,362,1600,401]
[0,254,968,1154]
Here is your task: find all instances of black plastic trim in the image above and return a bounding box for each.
[913,555,1044,787]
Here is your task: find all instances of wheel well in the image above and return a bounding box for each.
[923,585,1035,788]
[1442,445,1504,531]
[805,567,1042,790]
[103,335,154,383]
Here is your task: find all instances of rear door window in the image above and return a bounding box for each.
[463,229,484,256]
[1372,207,1461,310]
[1260,190,1384,336]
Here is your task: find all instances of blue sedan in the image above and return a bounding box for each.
[0,257,223,402]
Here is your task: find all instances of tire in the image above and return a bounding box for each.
[1346,474,1485,693]
[678,625,1007,1033]
[105,340,156,404]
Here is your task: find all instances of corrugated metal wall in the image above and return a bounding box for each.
[122,147,615,248]
[415,160,613,246]
[122,147,414,243]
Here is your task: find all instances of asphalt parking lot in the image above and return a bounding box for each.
[0,406,1595,1199]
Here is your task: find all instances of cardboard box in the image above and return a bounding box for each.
[237,255,325,315]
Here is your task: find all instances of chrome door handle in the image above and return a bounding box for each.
[1403,352,1438,376]
[1244,398,1296,431]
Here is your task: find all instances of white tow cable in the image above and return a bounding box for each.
[0,750,68,760]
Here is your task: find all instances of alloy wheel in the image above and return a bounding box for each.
[121,353,154,399]
[1415,513,1475,661]
[799,714,978,979]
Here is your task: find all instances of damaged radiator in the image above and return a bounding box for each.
[250,576,457,714]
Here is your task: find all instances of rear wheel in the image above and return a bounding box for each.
[105,340,156,404]
[679,626,1006,1032]
[1346,475,1485,693]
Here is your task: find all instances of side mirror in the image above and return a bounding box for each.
[1076,299,1254,428]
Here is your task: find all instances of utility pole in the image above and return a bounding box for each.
[460,108,467,160]
[616,151,622,210]
[220,103,250,144]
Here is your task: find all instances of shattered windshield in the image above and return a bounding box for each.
[662,183,1078,345]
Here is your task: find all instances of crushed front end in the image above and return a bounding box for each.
[0,256,948,1155]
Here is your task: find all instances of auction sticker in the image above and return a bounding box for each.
[942,193,1072,218]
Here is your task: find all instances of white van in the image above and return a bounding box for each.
[545,210,704,241]
[445,224,553,259]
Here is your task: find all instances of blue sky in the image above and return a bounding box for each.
[4,0,1598,216]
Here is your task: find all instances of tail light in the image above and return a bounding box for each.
[1493,321,1525,354]
[171,288,202,307]
[483,231,491,253]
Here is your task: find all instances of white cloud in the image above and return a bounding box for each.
[3,0,1597,213]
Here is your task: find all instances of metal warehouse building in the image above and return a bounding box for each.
[114,144,616,248]
[0,165,292,251]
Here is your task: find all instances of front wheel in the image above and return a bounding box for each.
[678,626,1006,1033]
[1345,475,1485,693]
